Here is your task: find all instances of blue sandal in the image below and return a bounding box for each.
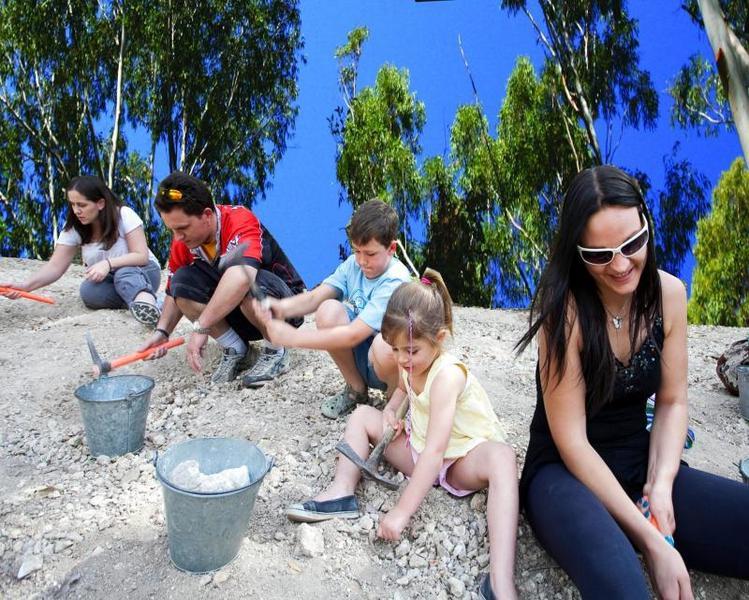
[286,495,359,523]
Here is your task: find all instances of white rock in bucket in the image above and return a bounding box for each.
[170,459,250,493]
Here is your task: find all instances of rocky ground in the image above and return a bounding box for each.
[1,257,748,599]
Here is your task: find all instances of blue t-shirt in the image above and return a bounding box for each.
[322,255,412,332]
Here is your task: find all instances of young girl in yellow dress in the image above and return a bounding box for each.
[285,269,519,599]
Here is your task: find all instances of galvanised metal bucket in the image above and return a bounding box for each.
[155,437,273,573]
[74,375,154,457]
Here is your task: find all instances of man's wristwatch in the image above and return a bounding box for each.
[192,320,210,334]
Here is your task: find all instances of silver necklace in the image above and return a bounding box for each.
[603,301,629,330]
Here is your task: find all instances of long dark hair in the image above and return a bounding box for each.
[64,176,122,249]
[515,165,661,414]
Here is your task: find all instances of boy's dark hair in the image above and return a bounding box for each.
[346,199,398,247]
[155,171,214,216]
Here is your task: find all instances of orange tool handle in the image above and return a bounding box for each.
[0,286,56,304]
[110,337,185,369]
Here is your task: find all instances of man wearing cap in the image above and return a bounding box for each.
[139,171,305,386]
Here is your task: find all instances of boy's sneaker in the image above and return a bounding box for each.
[211,348,248,384]
[241,347,290,388]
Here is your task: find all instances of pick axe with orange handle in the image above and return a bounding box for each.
[0,286,55,304]
[85,332,185,377]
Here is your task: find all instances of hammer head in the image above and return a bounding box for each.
[217,242,270,307]
[217,242,249,272]
[336,441,400,490]
[85,332,110,376]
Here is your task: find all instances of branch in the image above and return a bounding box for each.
[458,35,546,258]
[560,112,582,172]
[0,92,69,179]
[523,6,556,58]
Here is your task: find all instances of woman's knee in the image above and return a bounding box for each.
[315,299,348,328]
[79,281,107,309]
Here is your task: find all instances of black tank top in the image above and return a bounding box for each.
[520,318,664,504]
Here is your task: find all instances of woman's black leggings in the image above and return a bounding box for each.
[525,462,749,599]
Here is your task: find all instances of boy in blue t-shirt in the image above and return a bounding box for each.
[255,199,412,418]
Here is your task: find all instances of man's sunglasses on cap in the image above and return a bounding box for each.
[158,187,185,202]
[576,220,649,266]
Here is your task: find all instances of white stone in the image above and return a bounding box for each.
[213,570,230,584]
[408,554,428,568]
[447,577,465,597]
[297,523,324,557]
[470,493,486,511]
[395,539,411,557]
[16,553,43,579]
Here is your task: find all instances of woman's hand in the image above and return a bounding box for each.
[644,540,693,600]
[377,507,411,541]
[85,260,111,283]
[643,480,676,536]
[0,282,29,299]
[382,406,403,439]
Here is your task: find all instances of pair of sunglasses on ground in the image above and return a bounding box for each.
[577,220,649,266]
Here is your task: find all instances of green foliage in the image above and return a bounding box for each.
[654,145,710,275]
[501,1,709,282]
[330,15,707,306]
[673,1,748,136]
[0,0,303,261]
[333,63,426,242]
[501,0,658,163]
[669,55,732,135]
[688,158,749,325]
[491,59,590,301]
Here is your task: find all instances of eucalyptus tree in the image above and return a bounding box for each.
[688,158,749,325]
[0,0,120,257]
[500,0,658,165]
[125,0,304,204]
[673,0,749,163]
[330,27,426,245]
[0,0,303,260]
[500,0,709,279]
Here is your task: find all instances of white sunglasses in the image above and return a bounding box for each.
[577,221,649,266]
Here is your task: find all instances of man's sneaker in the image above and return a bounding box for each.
[211,348,247,384]
[241,347,291,388]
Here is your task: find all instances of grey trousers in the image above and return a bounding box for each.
[79,262,161,309]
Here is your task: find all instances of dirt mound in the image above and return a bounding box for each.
[1,257,747,599]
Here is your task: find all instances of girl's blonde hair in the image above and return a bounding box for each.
[381,268,453,345]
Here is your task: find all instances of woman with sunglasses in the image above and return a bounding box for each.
[516,165,749,598]
[0,176,162,326]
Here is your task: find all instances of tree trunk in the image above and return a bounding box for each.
[698,0,749,164]
[108,13,126,188]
